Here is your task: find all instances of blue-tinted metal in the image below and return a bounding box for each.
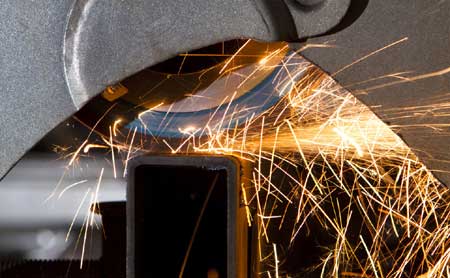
[126,54,304,138]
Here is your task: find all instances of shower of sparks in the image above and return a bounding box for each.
[50,40,450,277]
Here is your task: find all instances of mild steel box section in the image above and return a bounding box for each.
[127,155,248,278]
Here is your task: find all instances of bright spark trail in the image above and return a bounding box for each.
[50,40,450,277]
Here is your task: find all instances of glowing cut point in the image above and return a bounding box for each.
[179,125,197,134]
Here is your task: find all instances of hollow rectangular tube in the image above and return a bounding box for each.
[127,155,248,278]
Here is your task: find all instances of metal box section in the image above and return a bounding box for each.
[127,155,248,278]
